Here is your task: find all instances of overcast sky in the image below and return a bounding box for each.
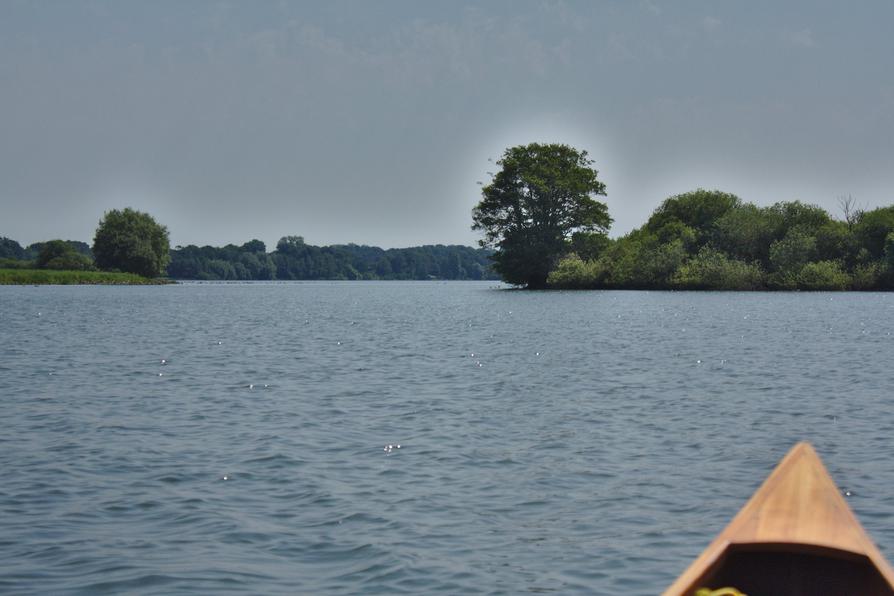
[2,0,893,249]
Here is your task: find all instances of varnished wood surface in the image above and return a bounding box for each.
[664,442,894,595]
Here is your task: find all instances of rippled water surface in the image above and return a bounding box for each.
[2,282,894,594]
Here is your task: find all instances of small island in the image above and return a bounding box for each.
[472,143,894,291]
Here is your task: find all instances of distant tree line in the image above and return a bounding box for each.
[0,238,94,270]
[547,190,894,291]
[168,237,498,280]
[2,208,171,277]
[2,234,498,281]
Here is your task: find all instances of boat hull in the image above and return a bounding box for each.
[664,442,894,596]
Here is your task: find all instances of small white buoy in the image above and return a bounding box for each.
[223,475,229,481]
[161,359,167,365]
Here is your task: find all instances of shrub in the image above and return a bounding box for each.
[672,248,765,290]
[547,254,605,289]
[851,262,881,290]
[796,260,850,291]
[36,240,95,270]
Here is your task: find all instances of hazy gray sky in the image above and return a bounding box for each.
[2,0,893,249]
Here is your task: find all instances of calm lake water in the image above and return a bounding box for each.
[2,282,894,594]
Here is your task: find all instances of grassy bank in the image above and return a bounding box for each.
[0,268,172,285]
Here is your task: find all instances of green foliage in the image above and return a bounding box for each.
[595,232,688,289]
[713,204,780,266]
[645,189,741,243]
[769,229,816,273]
[851,262,882,290]
[0,237,25,259]
[796,261,851,291]
[35,240,94,270]
[766,230,811,290]
[886,232,894,270]
[570,231,610,261]
[855,206,894,258]
[0,268,165,285]
[653,220,698,251]
[25,240,92,261]
[813,220,853,264]
[168,240,496,281]
[770,201,832,237]
[169,243,276,280]
[0,258,33,269]
[472,143,610,288]
[671,248,765,290]
[547,253,605,289]
[93,208,170,277]
[241,239,266,253]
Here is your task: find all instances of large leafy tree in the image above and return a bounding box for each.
[472,143,611,288]
[92,208,171,277]
[0,237,25,260]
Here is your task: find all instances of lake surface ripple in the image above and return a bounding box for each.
[2,282,894,594]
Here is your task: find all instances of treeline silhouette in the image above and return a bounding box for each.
[549,190,894,290]
[1,235,497,280]
[167,237,498,280]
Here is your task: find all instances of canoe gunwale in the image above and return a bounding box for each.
[725,541,881,561]
[663,442,894,595]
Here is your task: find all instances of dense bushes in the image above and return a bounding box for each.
[672,249,765,290]
[546,189,894,291]
[35,240,94,271]
[547,254,604,288]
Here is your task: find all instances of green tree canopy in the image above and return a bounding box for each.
[0,237,25,260]
[35,239,93,270]
[770,200,832,237]
[471,143,611,288]
[241,239,266,253]
[856,206,894,258]
[645,188,741,244]
[92,208,171,277]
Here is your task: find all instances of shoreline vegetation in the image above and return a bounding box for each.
[0,238,500,284]
[0,268,170,285]
[471,144,894,291]
[4,143,894,289]
[544,192,894,292]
